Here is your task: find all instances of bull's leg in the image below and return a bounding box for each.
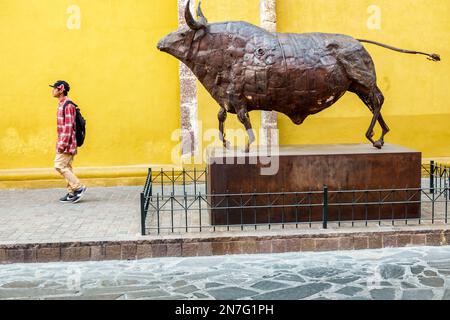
[367,87,389,148]
[237,108,255,153]
[354,86,388,149]
[366,87,391,149]
[376,114,390,147]
[373,89,389,147]
[366,107,380,148]
[218,107,231,149]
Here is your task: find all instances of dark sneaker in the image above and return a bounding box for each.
[59,193,75,203]
[72,186,87,204]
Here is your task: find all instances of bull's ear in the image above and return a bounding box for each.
[197,1,208,25]
[194,28,206,42]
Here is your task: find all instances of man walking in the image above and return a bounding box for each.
[50,80,87,203]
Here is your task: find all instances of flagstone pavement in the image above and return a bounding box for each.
[0,246,449,300]
[0,187,142,244]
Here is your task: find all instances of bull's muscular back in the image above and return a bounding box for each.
[189,22,377,123]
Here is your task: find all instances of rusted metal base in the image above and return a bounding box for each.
[207,144,422,225]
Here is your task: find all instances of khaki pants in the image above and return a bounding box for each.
[54,153,82,194]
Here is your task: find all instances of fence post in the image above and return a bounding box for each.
[148,168,152,198]
[171,192,174,233]
[156,194,160,235]
[430,160,435,194]
[198,192,202,233]
[183,168,186,195]
[160,168,164,200]
[172,168,175,196]
[205,167,208,197]
[323,186,328,229]
[140,192,146,236]
[445,186,448,224]
[184,192,188,233]
[448,169,450,201]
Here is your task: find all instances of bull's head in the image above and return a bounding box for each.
[157,0,208,64]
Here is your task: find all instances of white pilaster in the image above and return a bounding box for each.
[260,0,279,147]
[178,0,199,156]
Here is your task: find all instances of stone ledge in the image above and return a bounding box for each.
[1,227,449,264]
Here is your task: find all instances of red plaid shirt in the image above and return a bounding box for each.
[56,96,77,155]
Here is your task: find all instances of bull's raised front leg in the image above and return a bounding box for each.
[237,108,255,153]
[218,107,231,149]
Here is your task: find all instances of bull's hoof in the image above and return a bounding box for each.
[373,140,383,149]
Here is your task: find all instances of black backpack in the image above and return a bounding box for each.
[63,100,86,147]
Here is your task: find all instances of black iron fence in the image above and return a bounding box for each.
[140,162,449,235]
[425,160,450,194]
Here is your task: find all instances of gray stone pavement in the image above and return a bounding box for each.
[0,178,447,244]
[0,246,449,300]
[0,187,142,244]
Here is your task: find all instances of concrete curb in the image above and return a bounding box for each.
[1,226,449,264]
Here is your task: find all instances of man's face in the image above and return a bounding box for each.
[52,87,62,98]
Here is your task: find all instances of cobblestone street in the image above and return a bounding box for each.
[0,246,449,300]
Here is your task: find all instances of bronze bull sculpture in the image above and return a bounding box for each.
[157,0,440,151]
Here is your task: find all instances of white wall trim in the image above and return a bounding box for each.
[260,0,279,147]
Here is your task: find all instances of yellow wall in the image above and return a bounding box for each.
[0,0,449,186]
[0,0,180,170]
[277,0,450,158]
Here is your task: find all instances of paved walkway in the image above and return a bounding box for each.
[0,246,449,300]
[0,187,141,244]
[0,180,446,244]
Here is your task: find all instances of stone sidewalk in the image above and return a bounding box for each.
[0,179,441,245]
[1,186,450,265]
[0,187,142,244]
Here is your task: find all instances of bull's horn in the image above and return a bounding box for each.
[197,1,208,25]
[185,0,206,30]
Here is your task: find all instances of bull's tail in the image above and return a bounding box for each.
[357,39,441,62]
